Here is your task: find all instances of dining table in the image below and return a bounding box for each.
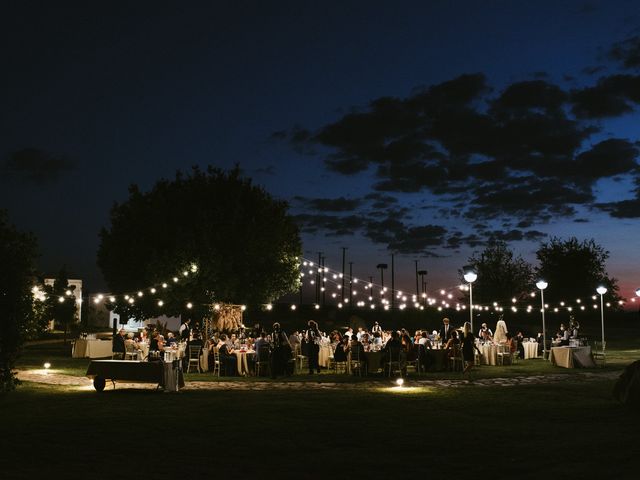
[86,359,185,392]
[478,343,498,366]
[522,341,539,359]
[72,339,113,358]
[233,349,256,376]
[550,346,596,368]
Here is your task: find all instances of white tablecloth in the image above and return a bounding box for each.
[479,343,498,365]
[234,350,255,375]
[523,342,539,359]
[72,339,113,358]
[319,344,333,367]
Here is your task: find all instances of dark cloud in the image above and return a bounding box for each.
[595,177,640,218]
[2,148,76,185]
[282,44,640,247]
[491,80,567,115]
[255,165,276,175]
[293,214,364,235]
[364,192,398,209]
[582,65,607,75]
[609,35,640,69]
[571,74,640,118]
[294,196,362,212]
[445,232,485,250]
[364,219,447,254]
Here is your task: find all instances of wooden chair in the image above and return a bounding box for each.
[496,344,513,366]
[124,342,139,361]
[295,344,308,374]
[592,341,606,367]
[211,347,221,377]
[255,345,271,377]
[449,344,464,372]
[406,344,421,376]
[385,347,403,377]
[349,349,365,377]
[186,345,202,373]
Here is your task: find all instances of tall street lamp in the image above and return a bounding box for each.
[463,266,477,332]
[536,280,548,359]
[596,286,607,355]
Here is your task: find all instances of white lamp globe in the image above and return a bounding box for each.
[463,271,477,283]
[536,280,548,290]
[596,286,608,295]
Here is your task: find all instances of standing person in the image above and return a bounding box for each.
[270,322,292,378]
[494,317,508,344]
[461,322,481,374]
[179,319,191,342]
[371,321,382,334]
[305,320,322,374]
[112,328,126,359]
[439,318,453,342]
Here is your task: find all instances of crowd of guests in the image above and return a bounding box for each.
[111,314,580,376]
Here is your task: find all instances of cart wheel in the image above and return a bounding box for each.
[93,376,106,392]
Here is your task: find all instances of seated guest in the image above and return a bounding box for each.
[165,332,178,347]
[350,337,368,371]
[371,331,382,348]
[254,331,270,361]
[333,337,350,362]
[443,330,461,361]
[418,331,432,349]
[506,333,518,354]
[289,330,301,352]
[217,334,237,376]
[381,331,402,363]
[112,328,126,359]
[515,331,525,359]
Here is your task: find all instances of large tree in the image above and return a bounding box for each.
[535,237,621,305]
[97,166,302,320]
[0,210,39,392]
[461,240,534,306]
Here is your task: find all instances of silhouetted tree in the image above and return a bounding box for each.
[461,240,534,306]
[0,210,38,392]
[535,237,621,305]
[97,166,302,320]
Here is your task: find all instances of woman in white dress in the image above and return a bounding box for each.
[494,317,508,344]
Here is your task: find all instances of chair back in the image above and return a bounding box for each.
[188,345,201,360]
[257,345,271,363]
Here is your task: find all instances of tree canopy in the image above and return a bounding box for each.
[0,210,39,392]
[535,237,621,305]
[97,166,302,320]
[461,240,534,306]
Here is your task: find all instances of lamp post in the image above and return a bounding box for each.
[636,288,640,320]
[463,266,477,332]
[536,280,548,359]
[596,286,607,353]
[377,263,388,303]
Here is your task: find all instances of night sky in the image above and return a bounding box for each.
[2,1,639,301]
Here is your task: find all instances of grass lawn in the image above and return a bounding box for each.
[2,338,640,479]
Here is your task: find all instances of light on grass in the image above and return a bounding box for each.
[44,362,51,369]
[396,378,404,387]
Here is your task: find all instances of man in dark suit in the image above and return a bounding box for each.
[112,328,126,359]
[439,318,453,343]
